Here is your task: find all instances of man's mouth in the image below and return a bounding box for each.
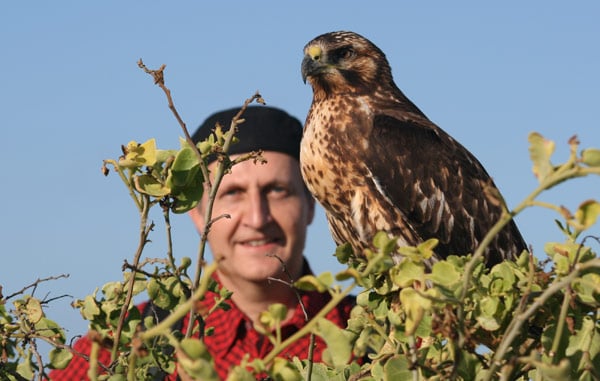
[242,238,279,247]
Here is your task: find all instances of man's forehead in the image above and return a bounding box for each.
[210,151,302,180]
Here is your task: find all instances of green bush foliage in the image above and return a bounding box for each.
[1,64,599,380]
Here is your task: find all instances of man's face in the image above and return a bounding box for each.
[189,151,315,284]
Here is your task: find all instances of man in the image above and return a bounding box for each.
[49,106,354,380]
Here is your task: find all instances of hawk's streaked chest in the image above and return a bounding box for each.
[300,97,373,215]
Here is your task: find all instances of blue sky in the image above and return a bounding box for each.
[2,2,599,351]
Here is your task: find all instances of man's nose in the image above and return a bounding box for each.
[243,192,272,228]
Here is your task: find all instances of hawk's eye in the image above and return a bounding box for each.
[333,47,355,62]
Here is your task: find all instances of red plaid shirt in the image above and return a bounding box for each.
[48,267,354,380]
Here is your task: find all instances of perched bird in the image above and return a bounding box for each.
[300,31,526,266]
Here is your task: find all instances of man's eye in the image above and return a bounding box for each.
[221,188,241,197]
[269,186,289,196]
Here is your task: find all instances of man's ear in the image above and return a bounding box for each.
[188,206,206,233]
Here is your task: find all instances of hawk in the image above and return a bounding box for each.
[300,31,527,266]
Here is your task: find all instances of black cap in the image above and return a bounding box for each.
[192,106,303,163]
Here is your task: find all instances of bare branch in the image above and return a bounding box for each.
[3,274,69,301]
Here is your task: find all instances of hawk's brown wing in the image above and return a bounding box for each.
[362,111,526,264]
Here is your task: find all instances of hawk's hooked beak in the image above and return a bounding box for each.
[301,45,324,84]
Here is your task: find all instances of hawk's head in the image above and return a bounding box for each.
[301,31,393,99]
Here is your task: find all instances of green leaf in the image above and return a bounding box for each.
[101,281,123,300]
[155,149,178,164]
[49,348,73,369]
[317,272,334,288]
[528,132,555,181]
[428,260,461,288]
[197,140,213,155]
[545,241,594,274]
[294,274,328,292]
[178,256,192,272]
[122,272,147,296]
[170,186,203,213]
[572,272,600,306]
[373,231,397,253]
[167,148,201,189]
[34,317,66,341]
[180,337,209,360]
[488,262,516,295]
[334,243,353,264]
[135,174,170,197]
[226,366,256,381]
[119,139,157,168]
[383,355,414,381]
[177,337,218,381]
[566,316,598,356]
[147,277,178,310]
[80,295,101,320]
[271,357,303,381]
[532,358,572,381]
[417,238,438,260]
[16,352,34,380]
[573,200,600,231]
[168,158,204,213]
[314,317,353,369]
[267,303,288,322]
[171,147,199,173]
[335,268,361,283]
[24,297,43,323]
[476,297,501,331]
[581,147,600,167]
[171,187,203,213]
[390,259,425,288]
[399,288,430,336]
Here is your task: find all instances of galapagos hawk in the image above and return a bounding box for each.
[300,31,527,266]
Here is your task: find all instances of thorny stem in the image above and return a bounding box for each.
[186,92,265,337]
[483,258,600,381]
[137,60,203,168]
[452,143,600,378]
[3,274,69,301]
[550,284,572,363]
[112,195,154,360]
[261,282,356,365]
[28,333,113,374]
[266,254,315,381]
[30,339,43,381]
[139,262,218,340]
[137,60,267,339]
[456,157,600,345]
[162,204,177,271]
[550,239,590,365]
[102,160,143,212]
[406,335,419,381]
[127,350,136,381]
[88,341,100,381]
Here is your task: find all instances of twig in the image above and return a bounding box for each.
[140,262,218,340]
[3,274,69,301]
[266,254,316,381]
[28,337,44,381]
[483,258,600,381]
[102,161,143,212]
[186,92,264,337]
[162,203,177,271]
[112,195,154,360]
[261,282,356,365]
[456,159,600,346]
[121,261,170,279]
[137,59,204,175]
[42,294,72,304]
